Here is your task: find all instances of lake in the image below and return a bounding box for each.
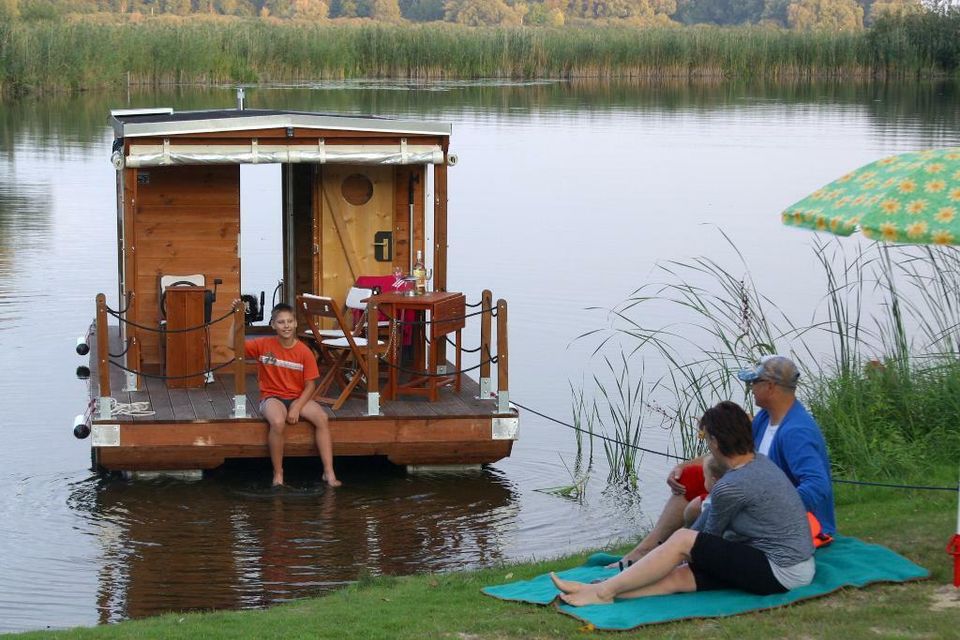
[1,79,958,633]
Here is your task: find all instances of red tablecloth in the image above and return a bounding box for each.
[354,275,414,345]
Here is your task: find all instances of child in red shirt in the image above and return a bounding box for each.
[233,302,340,488]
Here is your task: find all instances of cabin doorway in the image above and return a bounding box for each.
[317,165,396,302]
[240,164,282,324]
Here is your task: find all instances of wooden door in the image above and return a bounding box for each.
[317,165,395,301]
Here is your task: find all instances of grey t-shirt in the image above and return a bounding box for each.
[692,454,814,572]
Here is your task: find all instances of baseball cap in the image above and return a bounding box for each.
[736,355,800,389]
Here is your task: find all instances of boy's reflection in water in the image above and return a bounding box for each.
[80,465,517,623]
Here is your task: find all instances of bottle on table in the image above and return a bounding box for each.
[413,250,426,294]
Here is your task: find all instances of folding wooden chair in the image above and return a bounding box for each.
[297,293,386,410]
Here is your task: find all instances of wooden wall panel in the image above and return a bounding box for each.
[131,165,240,366]
[393,165,425,274]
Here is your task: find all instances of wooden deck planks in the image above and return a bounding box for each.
[91,327,503,424]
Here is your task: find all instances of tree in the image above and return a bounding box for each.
[444,0,523,25]
[369,0,402,19]
[786,0,863,30]
[867,0,922,24]
[262,0,294,16]
[526,0,564,24]
[329,0,359,16]
[399,0,444,20]
[674,0,765,25]
[0,0,18,21]
[566,0,676,20]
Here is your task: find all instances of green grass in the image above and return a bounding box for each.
[0,18,955,95]
[6,480,958,639]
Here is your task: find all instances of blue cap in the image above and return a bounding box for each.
[737,355,799,389]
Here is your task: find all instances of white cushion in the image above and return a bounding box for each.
[303,328,344,339]
[321,337,384,348]
[345,286,376,310]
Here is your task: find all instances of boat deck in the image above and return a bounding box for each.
[87,327,517,472]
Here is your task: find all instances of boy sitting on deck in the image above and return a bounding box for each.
[231,301,341,488]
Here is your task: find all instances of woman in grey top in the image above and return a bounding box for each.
[551,401,815,606]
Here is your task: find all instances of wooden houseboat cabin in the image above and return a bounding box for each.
[76,105,518,475]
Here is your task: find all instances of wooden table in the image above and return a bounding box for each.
[369,291,466,402]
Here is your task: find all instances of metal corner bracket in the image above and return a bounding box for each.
[492,416,519,441]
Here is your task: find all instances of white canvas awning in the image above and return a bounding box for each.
[115,139,446,168]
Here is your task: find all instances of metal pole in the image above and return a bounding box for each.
[284,165,294,305]
[408,173,415,274]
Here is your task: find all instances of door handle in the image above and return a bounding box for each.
[373,231,393,262]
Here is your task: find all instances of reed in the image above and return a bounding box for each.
[1,19,957,94]
[578,235,960,483]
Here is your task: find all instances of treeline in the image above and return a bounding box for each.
[0,0,939,28]
[1,6,959,92]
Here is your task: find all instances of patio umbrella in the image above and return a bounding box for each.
[780,147,960,587]
[782,147,960,245]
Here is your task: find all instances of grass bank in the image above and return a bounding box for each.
[6,480,958,639]
[0,19,951,94]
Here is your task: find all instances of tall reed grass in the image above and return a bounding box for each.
[575,235,960,484]
[1,19,953,94]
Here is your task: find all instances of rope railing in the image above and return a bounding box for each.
[105,305,235,334]
[108,356,239,381]
[376,354,498,377]
[511,400,960,492]
[376,305,488,326]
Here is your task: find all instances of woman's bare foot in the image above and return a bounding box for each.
[322,473,342,488]
[559,587,613,607]
[550,572,586,594]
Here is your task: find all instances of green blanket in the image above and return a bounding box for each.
[482,536,928,630]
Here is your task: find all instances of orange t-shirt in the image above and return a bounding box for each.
[245,337,319,400]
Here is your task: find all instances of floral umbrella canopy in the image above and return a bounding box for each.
[782,147,960,245]
[780,146,960,586]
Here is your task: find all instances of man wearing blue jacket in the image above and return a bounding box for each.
[738,355,836,535]
[615,355,835,567]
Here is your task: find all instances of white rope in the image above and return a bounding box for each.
[106,398,156,417]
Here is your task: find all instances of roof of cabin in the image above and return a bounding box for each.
[111,108,452,139]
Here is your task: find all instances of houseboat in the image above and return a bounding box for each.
[75,100,518,475]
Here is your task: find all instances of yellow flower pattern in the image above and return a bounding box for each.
[783,147,960,245]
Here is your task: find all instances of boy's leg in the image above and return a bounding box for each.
[300,400,341,487]
[260,398,289,486]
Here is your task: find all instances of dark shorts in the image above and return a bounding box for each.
[689,532,788,595]
[259,396,295,413]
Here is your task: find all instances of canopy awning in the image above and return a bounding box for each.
[115,140,446,169]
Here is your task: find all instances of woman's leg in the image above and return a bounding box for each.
[551,529,699,606]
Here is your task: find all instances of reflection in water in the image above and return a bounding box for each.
[68,465,518,623]
[2,79,960,632]
[0,166,52,332]
[1,79,959,155]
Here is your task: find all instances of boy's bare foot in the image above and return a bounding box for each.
[550,572,586,594]
[322,473,342,488]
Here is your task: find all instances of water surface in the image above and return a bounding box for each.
[1,79,959,632]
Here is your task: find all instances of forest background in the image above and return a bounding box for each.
[0,0,950,31]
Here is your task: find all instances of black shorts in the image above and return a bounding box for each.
[689,532,788,595]
[259,396,295,413]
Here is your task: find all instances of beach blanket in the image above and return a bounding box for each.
[482,535,928,631]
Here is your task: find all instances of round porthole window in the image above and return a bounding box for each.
[341,174,374,206]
